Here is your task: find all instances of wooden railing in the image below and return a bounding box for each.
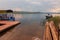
[43,21,58,40]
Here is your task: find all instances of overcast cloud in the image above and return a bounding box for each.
[0,0,60,12]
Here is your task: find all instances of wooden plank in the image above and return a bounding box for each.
[0,21,20,32]
[43,22,52,40]
[43,21,58,40]
[49,21,58,40]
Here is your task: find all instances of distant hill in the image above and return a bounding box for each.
[13,11,60,14]
[13,11,40,14]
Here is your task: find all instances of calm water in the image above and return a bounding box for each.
[14,13,59,26]
[14,13,47,40]
[14,14,47,22]
[14,13,60,22]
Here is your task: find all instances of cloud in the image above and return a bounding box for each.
[25,0,41,5]
[25,0,31,2]
[0,0,60,12]
[48,8,60,12]
[31,2,41,5]
[38,0,60,12]
[12,8,23,11]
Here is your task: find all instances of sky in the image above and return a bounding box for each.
[0,0,60,12]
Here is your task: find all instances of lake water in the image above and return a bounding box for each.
[14,13,47,40]
[14,14,47,22]
[14,13,60,26]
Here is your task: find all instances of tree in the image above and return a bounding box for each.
[6,10,13,13]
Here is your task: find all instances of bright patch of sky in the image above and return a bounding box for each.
[0,0,60,12]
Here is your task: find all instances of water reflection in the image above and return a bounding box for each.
[14,14,60,21]
[14,14,23,21]
[14,14,47,21]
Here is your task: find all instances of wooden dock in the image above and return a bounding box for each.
[0,21,20,32]
[43,21,58,40]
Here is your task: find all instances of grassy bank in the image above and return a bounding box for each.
[47,16,60,29]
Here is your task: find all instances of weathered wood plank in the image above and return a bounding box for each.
[0,21,20,32]
[43,21,58,40]
[43,22,52,40]
[49,21,58,40]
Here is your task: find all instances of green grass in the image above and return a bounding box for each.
[47,16,60,29]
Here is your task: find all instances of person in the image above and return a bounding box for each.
[9,17,15,21]
[48,14,52,17]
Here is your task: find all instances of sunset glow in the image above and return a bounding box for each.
[50,8,60,12]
